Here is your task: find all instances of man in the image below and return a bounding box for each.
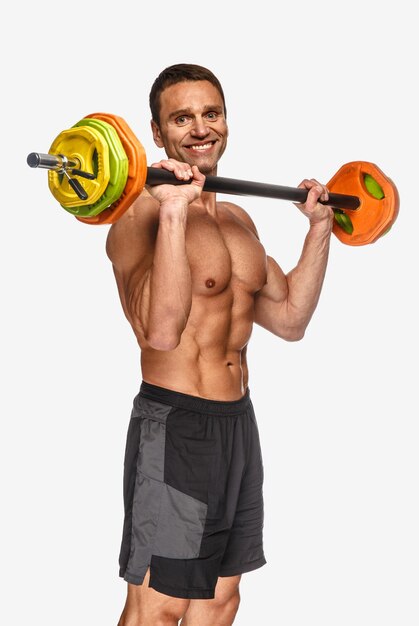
[107,63,333,626]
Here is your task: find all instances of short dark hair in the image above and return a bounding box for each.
[149,63,227,126]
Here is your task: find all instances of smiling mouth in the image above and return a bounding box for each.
[186,141,215,151]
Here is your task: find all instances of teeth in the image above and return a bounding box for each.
[191,143,212,150]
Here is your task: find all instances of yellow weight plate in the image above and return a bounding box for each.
[48,125,110,208]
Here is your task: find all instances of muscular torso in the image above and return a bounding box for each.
[110,197,268,401]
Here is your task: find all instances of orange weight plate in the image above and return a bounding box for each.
[76,113,147,225]
[328,161,399,246]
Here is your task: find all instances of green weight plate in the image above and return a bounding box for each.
[67,118,129,217]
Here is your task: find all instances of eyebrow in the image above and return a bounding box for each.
[168,105,223,119]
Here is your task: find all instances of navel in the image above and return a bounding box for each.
[205,278,216,289]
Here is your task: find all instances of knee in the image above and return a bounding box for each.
[118,607,186,626]
[153,611,184,625]
[118,596,188,626]
[155,606,189,625]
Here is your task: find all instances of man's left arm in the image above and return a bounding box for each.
[254,179,334,341]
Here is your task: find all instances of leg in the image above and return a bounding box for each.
[117,568,190,626]
[180,575,241,626]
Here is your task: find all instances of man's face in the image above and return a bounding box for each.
[151,80,228,176]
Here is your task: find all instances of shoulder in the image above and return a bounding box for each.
[220,201,260,238]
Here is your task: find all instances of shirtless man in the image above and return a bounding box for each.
[107,64,333,626]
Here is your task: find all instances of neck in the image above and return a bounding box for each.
[192,190,218,217]
[198,163,219,216]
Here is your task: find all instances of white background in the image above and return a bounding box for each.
[2,1,418,624]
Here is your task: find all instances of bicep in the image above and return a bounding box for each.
[106,198,157,334]
[254,256,290,336]
[109,251,153,338]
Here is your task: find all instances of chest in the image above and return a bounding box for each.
[185,210,267,296]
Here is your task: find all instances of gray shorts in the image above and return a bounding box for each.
[118,381,266,599]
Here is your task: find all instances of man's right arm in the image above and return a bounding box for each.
[106,161,205,351]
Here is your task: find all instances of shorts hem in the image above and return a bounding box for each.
[120,571,146,586]
[149,579,215,600]
[219,555,267,578]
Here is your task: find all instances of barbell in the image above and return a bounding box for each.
[27,112,400,245]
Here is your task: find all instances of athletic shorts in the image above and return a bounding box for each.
[118,381,266,599]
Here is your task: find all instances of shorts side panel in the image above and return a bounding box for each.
[118,411,141,577]
[153,484,208,558]
[124,472,164,584]
[119,397,172,583]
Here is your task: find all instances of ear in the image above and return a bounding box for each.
[151,120,164,148]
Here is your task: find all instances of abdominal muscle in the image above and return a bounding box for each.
[139,283,254,401]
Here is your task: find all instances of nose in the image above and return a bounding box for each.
[191,116,210,138]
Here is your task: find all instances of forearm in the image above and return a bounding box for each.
[254,217,333,341]
[147,205,192,349]
[285,218,333,333]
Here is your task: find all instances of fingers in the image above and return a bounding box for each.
[294,177,334,227]
[298,178,329,204]
[150,158,194,181]
[190,165,206,188]
[147,160,205,206]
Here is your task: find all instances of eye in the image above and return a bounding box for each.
[206,111,218,120]
[175,115,190,125]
